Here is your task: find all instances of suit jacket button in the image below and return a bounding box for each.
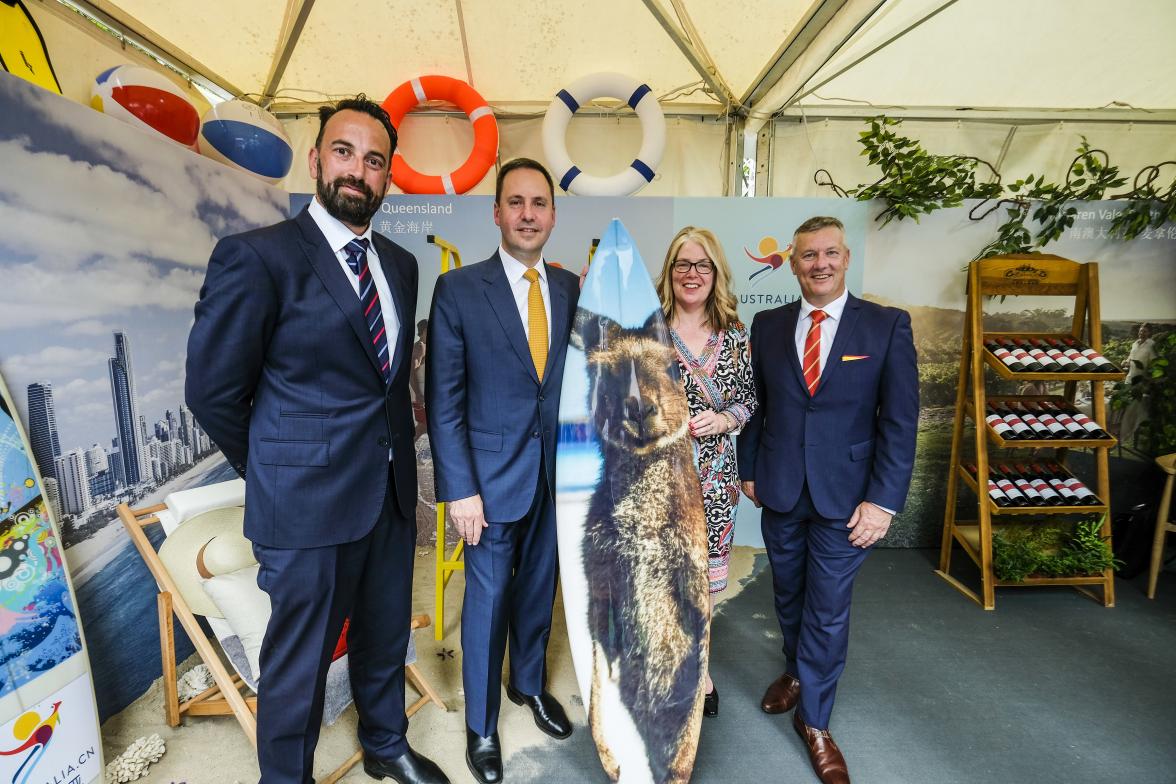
[538,394,545,402]
[378,436,390,447]
[807,405,816,412]
[532,431,540,439]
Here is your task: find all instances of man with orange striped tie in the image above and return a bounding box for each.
[737,216,918,784]
[427,159,580,784]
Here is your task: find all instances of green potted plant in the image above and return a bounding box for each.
[992,518,1120,582]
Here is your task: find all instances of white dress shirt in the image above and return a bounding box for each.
[309,199,399,462]
[793,288,849,377]
[308,198,401,356]
[793,288,894,516]
[499,246,551,347]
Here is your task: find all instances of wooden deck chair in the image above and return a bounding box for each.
[117,490,447,784]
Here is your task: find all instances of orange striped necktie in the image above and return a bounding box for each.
[523,268,548,380]
[802,309,827,395]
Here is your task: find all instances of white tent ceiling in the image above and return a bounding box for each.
[77,0,1176,121]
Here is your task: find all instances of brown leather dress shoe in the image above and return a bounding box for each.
[760,672,801,714]
[792,712,850,784]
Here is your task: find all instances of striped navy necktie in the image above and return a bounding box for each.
[344,238,391,385]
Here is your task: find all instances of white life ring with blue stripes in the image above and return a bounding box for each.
[542,72,665,196]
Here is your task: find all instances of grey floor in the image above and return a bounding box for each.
[517,549,1176,784]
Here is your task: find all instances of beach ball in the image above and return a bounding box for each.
[198,100,293,184]
[90,65,200,147]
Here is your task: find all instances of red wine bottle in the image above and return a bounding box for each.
[1042,462,1100,505]
[1026,401,1068,438]
[1000,338,1044,372]
[994,403,1036,439]
[1031,338,1079,371]
[1064,338,1118,372]
[1012,463,1065,506]
[984,466,1030,506]
[1029,462,1079,505]
[1067,406,1111,440]
[1046,338,1095,370]
[1042,402,1088,437]
[1008,401,1051,438]
[985,403,1020,439]
[985,339,1027,372]
[996,464,1046,506]
[1014,338,1062,372]
[965,463,1013,507]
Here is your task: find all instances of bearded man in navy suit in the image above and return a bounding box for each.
[186,97,447,784]
[737,216,918,784]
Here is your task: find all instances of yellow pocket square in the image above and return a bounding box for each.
[841,354,870,362]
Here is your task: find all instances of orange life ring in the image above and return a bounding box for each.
[381,75,498,195]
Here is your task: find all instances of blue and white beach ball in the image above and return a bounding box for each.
[198,100,293,184]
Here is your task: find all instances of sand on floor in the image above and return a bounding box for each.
[99,545,762,783]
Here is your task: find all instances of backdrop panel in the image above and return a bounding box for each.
[1,68,1172,726]
[0,71,286,721]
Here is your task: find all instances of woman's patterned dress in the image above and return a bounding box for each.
[671,324,757,594]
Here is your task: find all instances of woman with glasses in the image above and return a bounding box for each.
[655,226,757,719]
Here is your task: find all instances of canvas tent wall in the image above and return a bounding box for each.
[18,0,1176,197]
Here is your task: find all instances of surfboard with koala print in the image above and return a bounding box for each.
[555,219,710,783]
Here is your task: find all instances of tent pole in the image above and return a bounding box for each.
[789,0,962,107]
[741,0,853,110]
[453,0,474,87]
[261,0,317,105]
[640,0,736,109]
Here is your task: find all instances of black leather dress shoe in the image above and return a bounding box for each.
[363,746,449,784]
[703,686,719,717]
[506,684,573,739]
[466,728,503,784]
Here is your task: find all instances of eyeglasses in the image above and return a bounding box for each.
[672,260,714,275]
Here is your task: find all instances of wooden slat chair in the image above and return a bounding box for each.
[116,488,446,783]
[1148,453,1176,599]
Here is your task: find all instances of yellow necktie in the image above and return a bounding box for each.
[523,268,548,380]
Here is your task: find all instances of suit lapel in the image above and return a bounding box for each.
[482,253,539,385]
[779,301,808,393]
[816,293,863,395]
[294,209,384,381]
[372,234,409,384]
[542,263,570,388]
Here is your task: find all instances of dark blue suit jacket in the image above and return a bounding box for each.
[737,293,918,521]
[186,207,418,548]
[426,252,579,523]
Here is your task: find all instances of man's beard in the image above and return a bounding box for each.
[317,173,383,227]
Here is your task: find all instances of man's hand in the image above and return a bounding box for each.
[448,494,488,546]
[741,481,760,508]
[847,502,892,548]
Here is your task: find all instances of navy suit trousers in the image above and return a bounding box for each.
[252,468,414,784]
[461,470,558,737]
[761,485,871,730]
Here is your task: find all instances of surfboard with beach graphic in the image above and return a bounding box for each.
[0,373,101,784]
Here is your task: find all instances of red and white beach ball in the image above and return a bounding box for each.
[90,65,200,148]
[197,100,293,184]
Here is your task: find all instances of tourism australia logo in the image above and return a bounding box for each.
[740,235,798,306]
[0,675,101,784]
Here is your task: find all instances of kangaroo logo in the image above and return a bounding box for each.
[744,236,792,282]
[0,702,62,784]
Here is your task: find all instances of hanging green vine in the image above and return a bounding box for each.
[815,116,1176,259]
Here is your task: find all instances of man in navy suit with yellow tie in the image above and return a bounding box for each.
[427,159,579,784]
[738,216,918,784]
[187,98,447,784]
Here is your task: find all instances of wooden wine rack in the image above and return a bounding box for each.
[936,254,1126,609]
